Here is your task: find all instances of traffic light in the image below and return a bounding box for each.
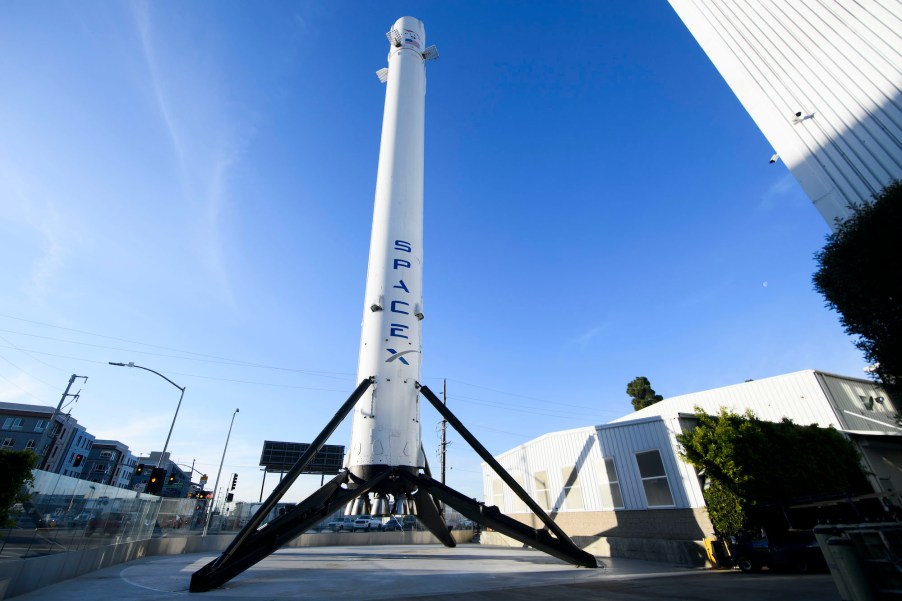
[145,467,167,494]
[73,454,83,467]
[226,493,234,503]
[168,473,176,484]
[231,474,238,490]
[135,464,145,476]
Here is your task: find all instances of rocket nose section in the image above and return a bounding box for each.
[388,16,425,51]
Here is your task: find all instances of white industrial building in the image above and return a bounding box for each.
[482,370,900,564]
[668,0,902,229]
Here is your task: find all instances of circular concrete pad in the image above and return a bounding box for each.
[13,544,701,600]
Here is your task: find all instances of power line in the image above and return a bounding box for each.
[0,347,59,389]
[0,344,355,392]
[0,333,69,375]
[0,367,49,404]
[0,319,354,379]
[0,342,611,421]
[446,377,603,412]
[0,314,624,420]
[449,393,612,420]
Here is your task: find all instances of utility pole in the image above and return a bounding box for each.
[439,379,448,518]
[440,379,447,487]
[38,374,87,471]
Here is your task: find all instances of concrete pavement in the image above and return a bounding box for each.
[12,544,839,600]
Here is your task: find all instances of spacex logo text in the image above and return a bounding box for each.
[386,239,416,364]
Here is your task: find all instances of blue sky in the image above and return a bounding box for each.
[0,1,865,503]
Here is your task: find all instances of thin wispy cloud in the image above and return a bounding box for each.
[134,2,186,170]
[30,204,67,294]
[0,162,76,298]
[757,173,805,212]
[131,2,253,308]
[572,324,607,349]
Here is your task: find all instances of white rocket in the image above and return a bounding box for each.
[347,17,438,502]
[190,23,597,591]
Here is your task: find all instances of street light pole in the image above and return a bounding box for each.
[203,408,239,536]
[109,362,186,469]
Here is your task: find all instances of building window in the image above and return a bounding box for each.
[511,475,527,513]
[2,438,14,448]
[92,464,106,473]
[34,420,47,433]
[533,471,551,510]
[25,439,36,449]
[560,467,584,510]
[597,458,624,509]
[3,418,25,430]
[491,479,504,510]
[100,450,113,459]
[635,450,674,507]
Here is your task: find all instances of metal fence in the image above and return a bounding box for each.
[1,470,465,560]
[0,470,162,559]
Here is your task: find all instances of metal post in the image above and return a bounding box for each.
[440,379,447,517]
[441,379,447,487]
[157,385,186,468]
[204,408,239,536]
[259,469,266,503]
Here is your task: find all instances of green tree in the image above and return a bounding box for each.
[626,376,663,411]
[0,449,37,527]
[813,180,902,399]
[676,408,870,536]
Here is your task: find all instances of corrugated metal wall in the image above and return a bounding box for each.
[486,427,602,514]
[483,370,897,517]
[615,369,844,427]
[484,419,706,514]
[669,0,902,229]
[816,372,900,432]
[596,417,704,510]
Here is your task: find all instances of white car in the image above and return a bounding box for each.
[352,516,383,532]
[326,516,355,532]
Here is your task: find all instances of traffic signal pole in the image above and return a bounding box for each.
[203,408,239,536]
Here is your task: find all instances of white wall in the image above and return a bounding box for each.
[485,420,704,515]
[669,0,902,229]
[485,370,900,519]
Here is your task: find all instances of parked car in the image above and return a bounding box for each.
[69,512,93,528]
[326,516,355,532]
[353,516,384,532]
[38,514,58,528]
[730,529,828,573]
[86,513,125,536]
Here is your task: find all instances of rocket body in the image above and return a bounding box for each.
[348,17,432,487]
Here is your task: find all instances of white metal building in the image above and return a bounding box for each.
[668,0,902,229]
[482,370,900,563]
